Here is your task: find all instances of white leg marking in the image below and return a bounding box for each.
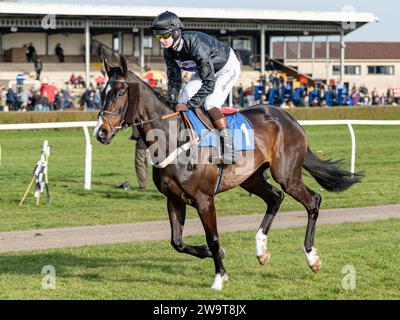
[211,273,229,291]
[303,247,319,267]
[255,228,267,257]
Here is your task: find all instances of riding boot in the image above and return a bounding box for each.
[208,114,238,165]
[219,127,238,164]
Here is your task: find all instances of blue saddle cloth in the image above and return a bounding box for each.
[184,109,255,151]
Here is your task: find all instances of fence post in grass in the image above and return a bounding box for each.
[83,126,92,190]
[347,123,356,174]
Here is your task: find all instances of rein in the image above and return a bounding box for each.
[133,112,180,127]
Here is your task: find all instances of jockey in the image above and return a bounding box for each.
[150,11,241,164]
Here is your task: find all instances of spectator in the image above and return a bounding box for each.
[94,88,102,109]
[6,88,17,110]
[25,43,36,62]
[41,91,50,111]
[326,87,335,107]
[55,91,65,110]
[265,59,275,71]
[40,80,57,109]
[33,91,43,111]
[345,96,353,107]
[77,74,86,88]
[387,88,395,105]
[95,75,106,89]
[293,86,302,106]
[351,88,360,106]
[300,95,310,107]
[372,88,380,106]
[260,94,268,104]
[70,73,79,87]
[16,87,28,111]
[34,59,43,80]
[0,86,7,112]
[287,101,296,109]
[63,89,74,109]
[55,43,65,63]
[27,86,35,110]
[380,94,387,105]
[82,86,96,110]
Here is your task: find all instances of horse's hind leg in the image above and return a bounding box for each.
[271,164,322,273]
[167,197,212,259]
[241,171,285,265]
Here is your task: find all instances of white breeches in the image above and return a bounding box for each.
[178,48,241,111]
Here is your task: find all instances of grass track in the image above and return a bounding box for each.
[0,219,399,299]
[0,125,399,232]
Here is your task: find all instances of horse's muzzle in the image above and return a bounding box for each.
[96,128,113,144]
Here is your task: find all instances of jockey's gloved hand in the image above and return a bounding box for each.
[175,103,189,112]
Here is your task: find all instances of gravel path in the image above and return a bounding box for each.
[0,204,399,253]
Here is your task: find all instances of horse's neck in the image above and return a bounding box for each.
[138,84,179,148]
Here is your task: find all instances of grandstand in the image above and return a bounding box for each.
[0,1,377,90]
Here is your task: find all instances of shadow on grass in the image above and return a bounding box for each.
[0,251,212,288]
[71,188,165,201]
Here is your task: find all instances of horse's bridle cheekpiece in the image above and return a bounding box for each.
[98,79,131,135]
[99,78,180,134]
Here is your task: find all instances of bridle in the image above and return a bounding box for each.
[98,79,131,135]
[99,78,182,133]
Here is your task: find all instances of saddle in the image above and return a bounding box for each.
[190,107,239,131]
[182,107,255,151]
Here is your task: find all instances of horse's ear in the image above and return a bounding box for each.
[103,56,111,77]
[120,55,128,75]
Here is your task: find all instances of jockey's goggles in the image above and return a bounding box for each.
[155,32,172,40]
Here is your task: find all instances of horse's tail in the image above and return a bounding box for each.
[303,147,364,192]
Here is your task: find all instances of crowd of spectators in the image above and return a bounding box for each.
[232,70,399,109]
[1,68,399,112]
[0,81,74,112]
[0,73,106,112]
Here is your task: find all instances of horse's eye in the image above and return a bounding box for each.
[117,89,126,97]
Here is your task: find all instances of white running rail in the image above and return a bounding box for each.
[0,121,96,190]
[1,120,400,189]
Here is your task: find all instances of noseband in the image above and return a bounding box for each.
[98,79,131,135]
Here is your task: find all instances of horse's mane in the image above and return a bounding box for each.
[106,64,175,110]
[128,70,175,110]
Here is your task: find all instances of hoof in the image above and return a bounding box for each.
[304,247,321,273]
[257,251,271,265]
[211,273,229,291]
[310,257,322,273]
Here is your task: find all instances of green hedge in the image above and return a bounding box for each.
[287,106,400,120]
[1,106,400,124]
[0,111,98,124]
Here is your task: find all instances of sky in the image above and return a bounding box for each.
[15,0,397,41]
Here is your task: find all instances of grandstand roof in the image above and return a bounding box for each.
[0,1,378,36]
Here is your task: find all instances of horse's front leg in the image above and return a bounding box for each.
[167,197,212,259]
[195,194,228,290]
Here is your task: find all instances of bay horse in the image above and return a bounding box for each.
[94,56,363,290]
